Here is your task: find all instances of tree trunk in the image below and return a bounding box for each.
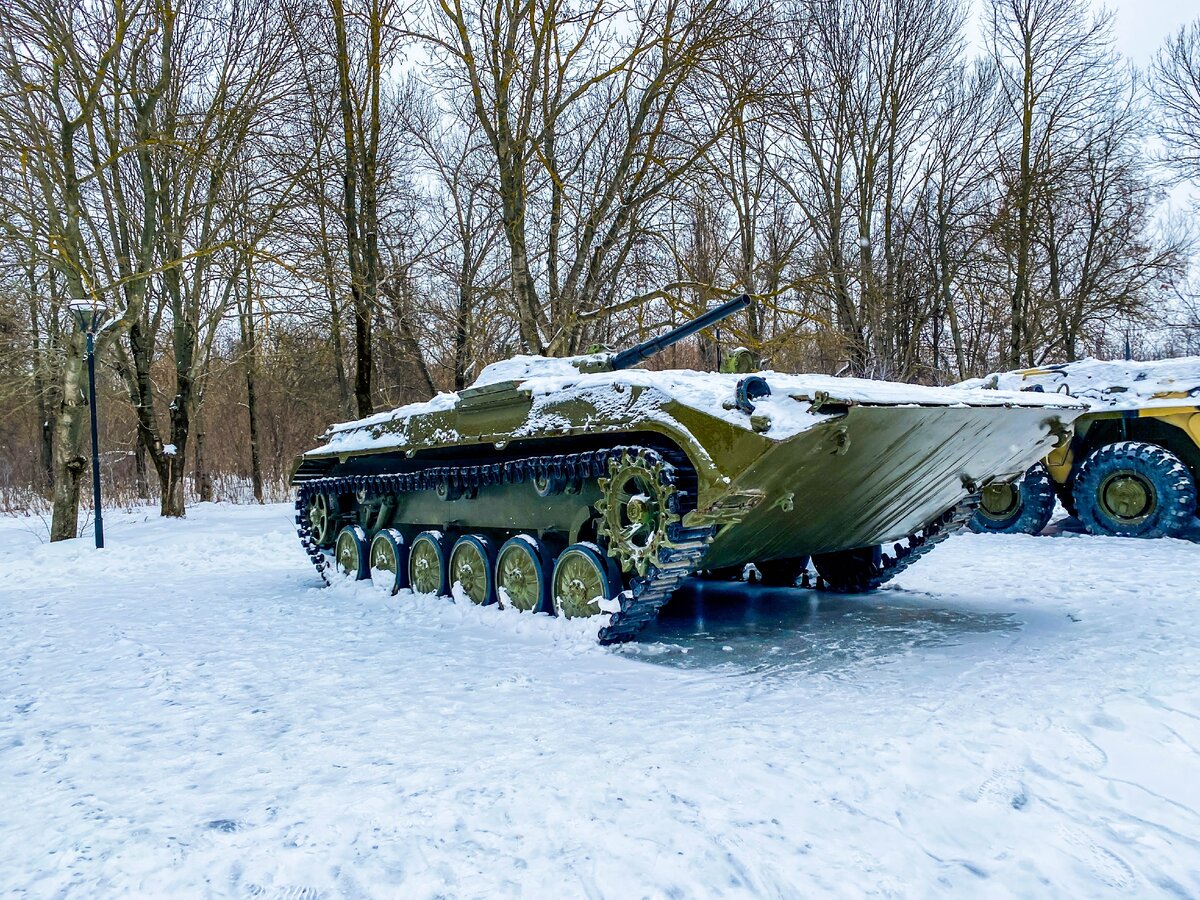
[194,422,212,503]
[317,205,352,416]
[27,270,54,492]
[453,280,471,391]
[239,283,265,504]
[352,291,373,417]
[49,332,88,542]
[134,431,150,500]
[161,453,186,518]
[162,366,190,518]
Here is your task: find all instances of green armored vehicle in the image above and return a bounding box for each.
[292,296,1085,643]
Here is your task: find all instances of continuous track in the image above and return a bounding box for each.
[294,445,981,641]
[293,445,715,644]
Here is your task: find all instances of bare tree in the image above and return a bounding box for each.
[0,0,174,539]
[1152,20,1200,184]
[988,0,1112,367]
[425,0,750,356]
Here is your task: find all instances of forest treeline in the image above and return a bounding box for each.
[1,0,1199,536]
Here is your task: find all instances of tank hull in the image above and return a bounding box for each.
[293,359,1085,641]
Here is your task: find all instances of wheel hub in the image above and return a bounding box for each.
[451,543,488,603]
[1101,472,1154,522]
[372,540,396,572]
[336,532,359,573]
[980,482,1019,517]
[410,541,440,594]
[555,554,604,618]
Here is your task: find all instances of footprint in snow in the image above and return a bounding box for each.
[1057,825,1138,890]
[971,766,1029,811]
[245,885,324,900]
[1050,725,1108,771]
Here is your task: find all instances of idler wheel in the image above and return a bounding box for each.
[306,492,337,548]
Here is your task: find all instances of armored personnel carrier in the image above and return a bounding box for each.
[963,359,1200,538]
[292,296,1085,643]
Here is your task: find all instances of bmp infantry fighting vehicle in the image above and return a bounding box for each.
[964,359,1200,539]
[292,295,1085,643]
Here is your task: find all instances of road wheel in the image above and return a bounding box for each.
[449,535,497,604]
[552,543,621,618]
[495,535,551,612]
[335,525,370,580]
[969,465,1056,535]
[409,530,450,596]
[812,545,883,593]
[369,529,409,595]
[1074,441,1197,538]
[754,557,809,587]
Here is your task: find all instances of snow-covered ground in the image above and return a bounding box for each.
[2,504,1199,897]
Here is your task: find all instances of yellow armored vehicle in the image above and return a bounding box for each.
[292,296,1085,643]
[965,358,1200,538]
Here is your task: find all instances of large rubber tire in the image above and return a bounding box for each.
[754,557,809,587]
[811,545,883,593]
[1073,441,1198,538]
[968,465,1056,535]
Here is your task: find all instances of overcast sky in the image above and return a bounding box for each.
[966,1,1195,65]
[1107,0,1194,64]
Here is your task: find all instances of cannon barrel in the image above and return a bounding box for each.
[609,293,751,371]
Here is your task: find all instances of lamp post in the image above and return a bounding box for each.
[69,301,108,548]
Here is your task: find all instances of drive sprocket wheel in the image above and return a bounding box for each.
[595,450,681,576]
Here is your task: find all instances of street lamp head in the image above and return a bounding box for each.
[68,299,109,332]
